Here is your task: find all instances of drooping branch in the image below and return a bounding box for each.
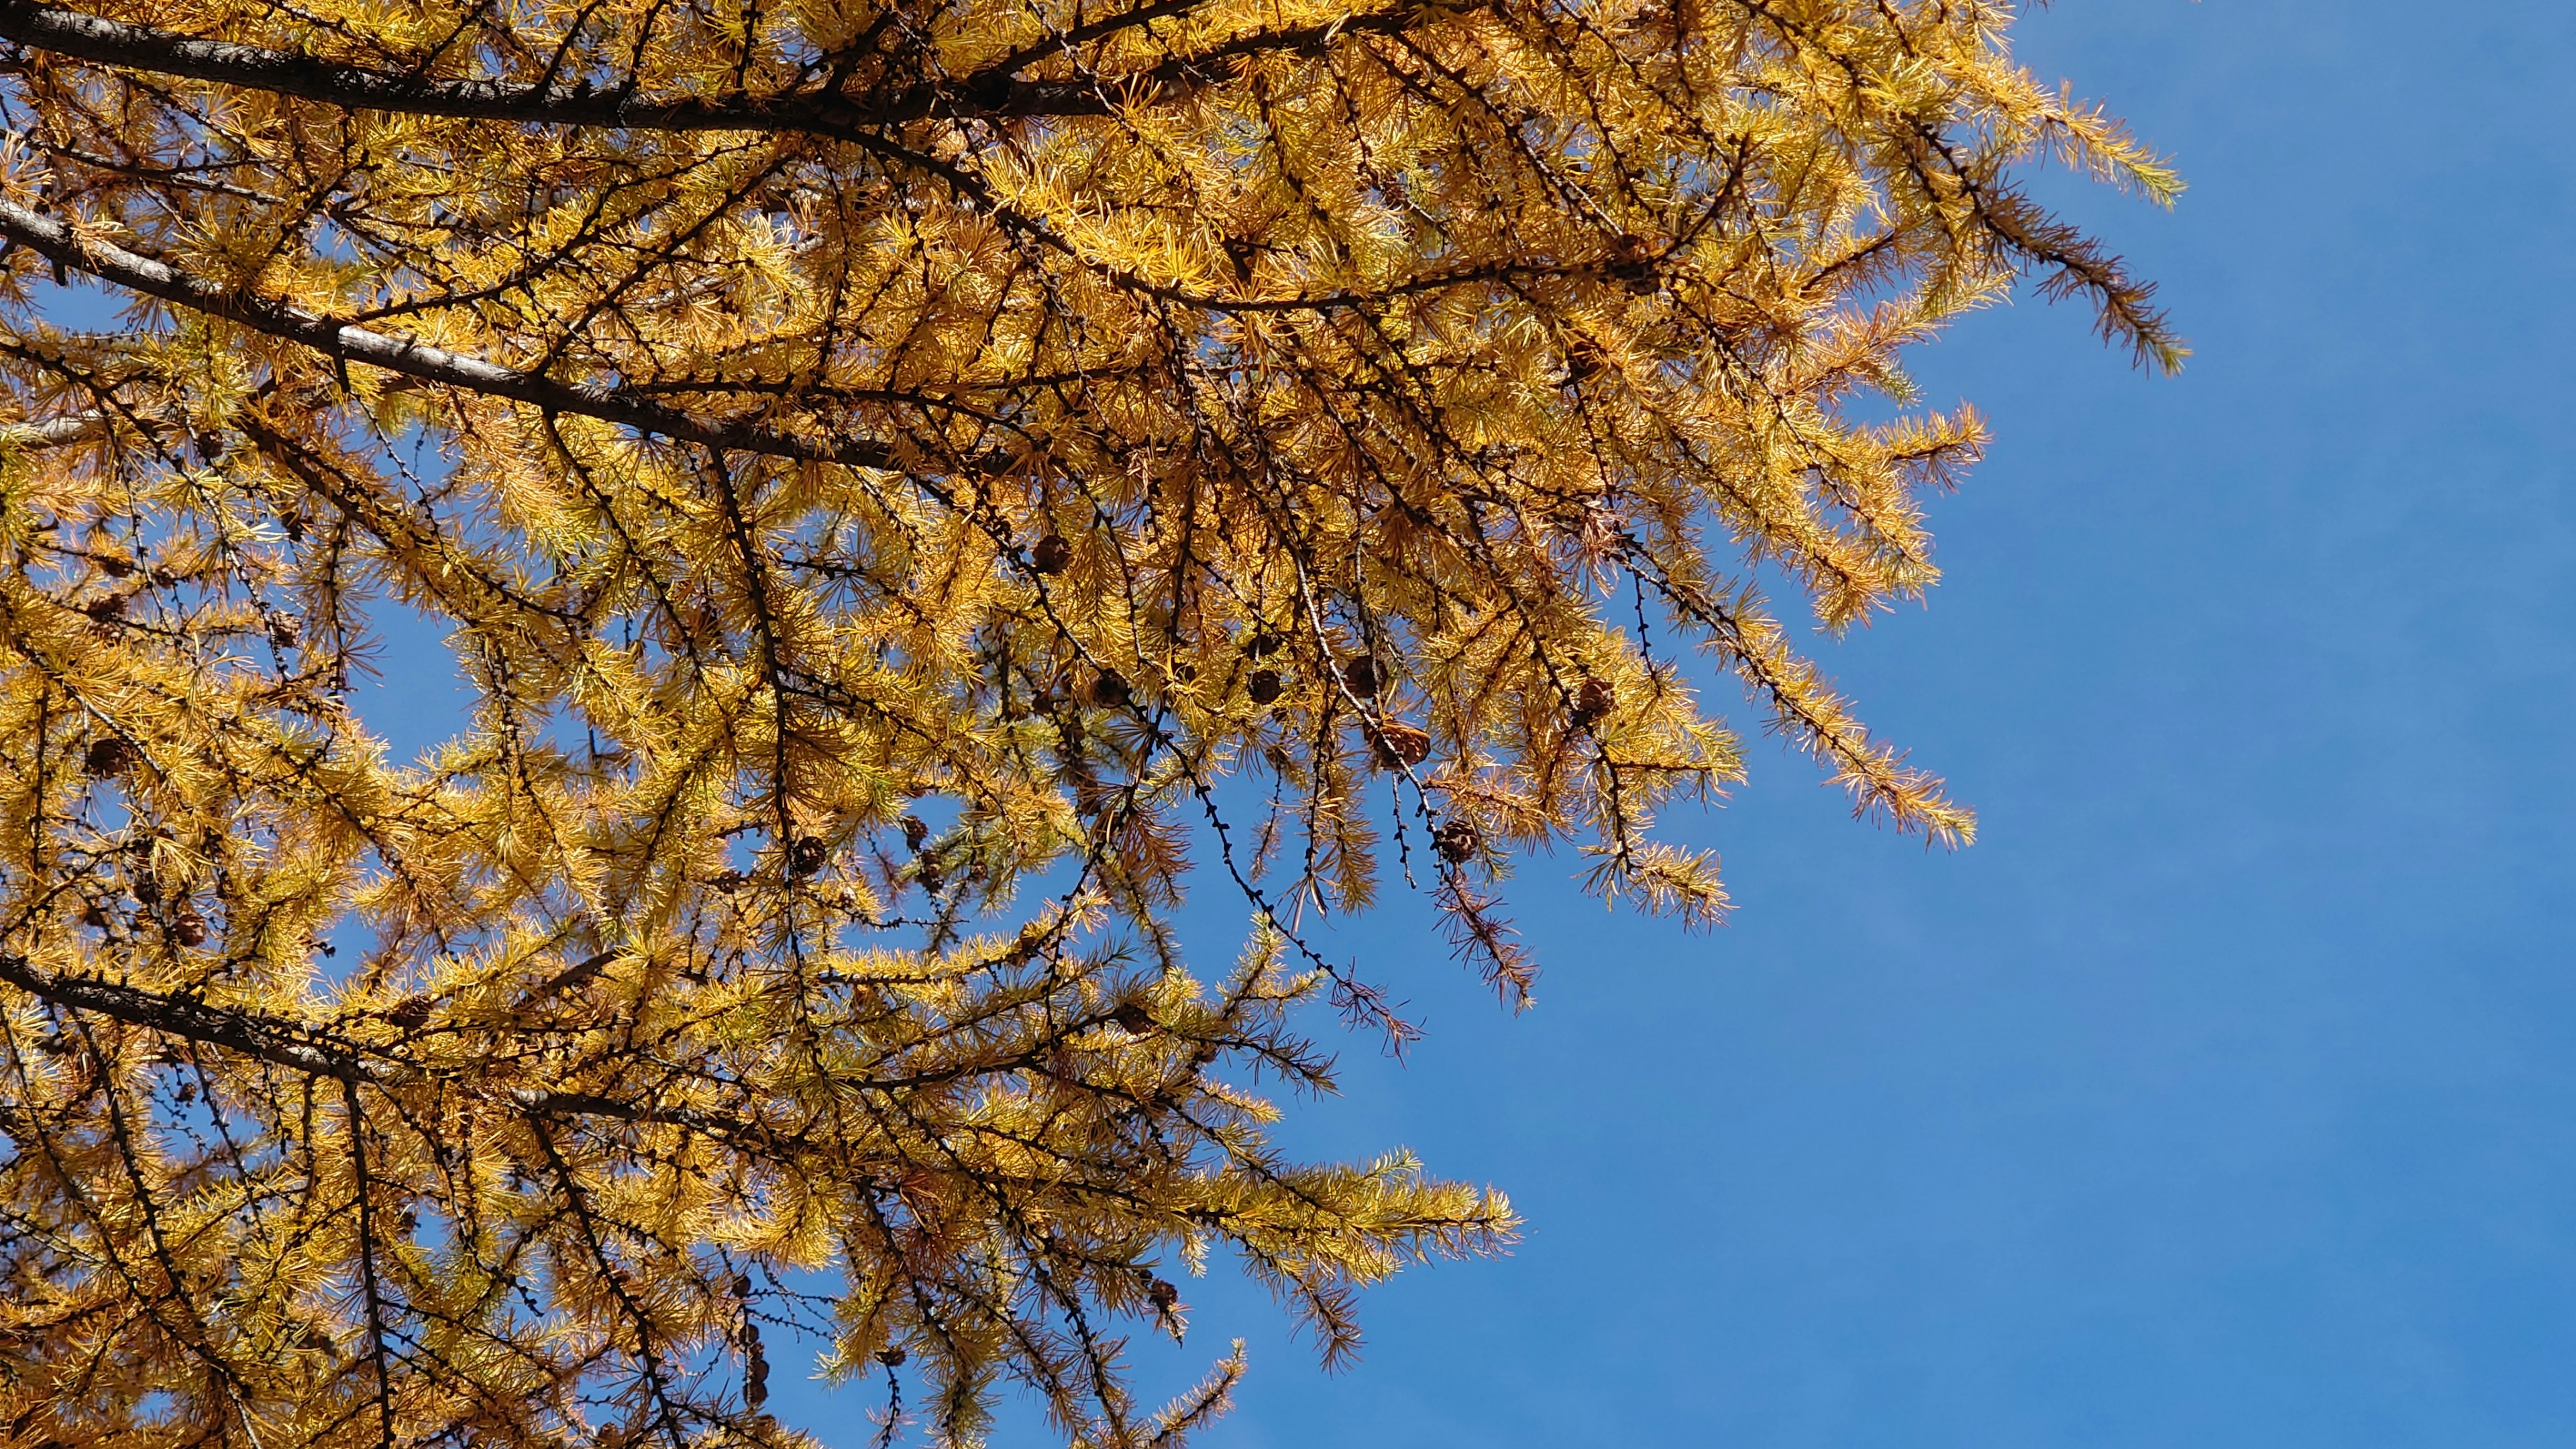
[0,951,379,1083]
[0,953,796,1142]
[0,0,1417,136]
[0,197,899,470]
[0,0,1102,127]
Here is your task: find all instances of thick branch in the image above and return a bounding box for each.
[0,954,782,1141]
[0,197,898,469]
[0,1,1415,138]
[0,952,377,1083]
[0,0,1103,128]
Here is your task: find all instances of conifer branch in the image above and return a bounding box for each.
[0,0,1417,133]
[0,197,898,470]
[0,0,1081,125]
[0,953,378,1083]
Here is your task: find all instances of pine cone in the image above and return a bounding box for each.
[1371,722,1431,768]
[787,835,830,877]
[1570,676,1613,728]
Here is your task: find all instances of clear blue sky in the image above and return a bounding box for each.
[343,1,2576,1442]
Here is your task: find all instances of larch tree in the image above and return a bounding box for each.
[0,0,2177,1444]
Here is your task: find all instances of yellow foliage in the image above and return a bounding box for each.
[0,0,2174,1443]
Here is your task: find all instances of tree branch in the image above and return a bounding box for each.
[0,951,377,1083]
[0,1,1417,137]
[0,0,1105,129]
[0,953,786,1143]
[0,196,898,469]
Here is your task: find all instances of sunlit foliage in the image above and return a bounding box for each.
[0,0,2175,1442]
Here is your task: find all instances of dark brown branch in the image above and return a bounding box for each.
[0,196,899,470]
[0,954,911,1148]
[0,1,1423,139]
[0,952,376,1083]
[0,0,1103,128]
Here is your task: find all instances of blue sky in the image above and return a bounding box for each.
[338,1,2576,1442]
